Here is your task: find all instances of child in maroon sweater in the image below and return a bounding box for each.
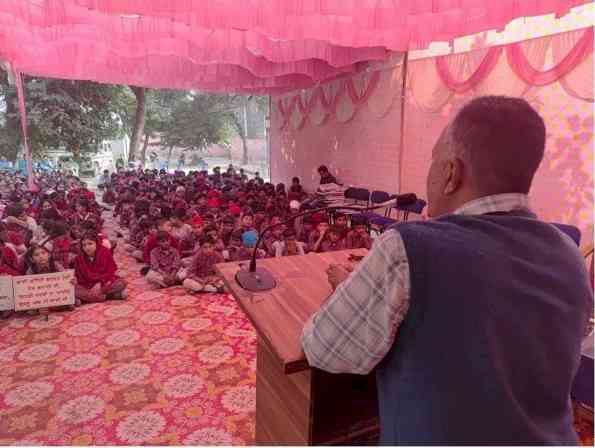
[345,217,373,250]
[320,226,347,252]
[146,231,186,289]
[183,236,225,293]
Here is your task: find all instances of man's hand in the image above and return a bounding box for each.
[326,264,351,290]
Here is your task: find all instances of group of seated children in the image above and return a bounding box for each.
[110,166,374,294]
[0,173,127,317]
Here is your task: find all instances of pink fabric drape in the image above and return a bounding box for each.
[436,47,503,94]
[433,27,593,95]
[13,71,35,191]
[277,71,380,129]
[0,0,590,93]
[506,27,594,86]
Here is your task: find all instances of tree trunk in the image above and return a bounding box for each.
[128,86,147,163]
[241,97,249,165]
[5,91,19,163]
[232,108,249,167]
[166,146,174,169]
[140,134,150,168]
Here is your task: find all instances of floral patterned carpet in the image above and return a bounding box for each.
[0,213,257,445]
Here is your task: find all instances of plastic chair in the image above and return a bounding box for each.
[353,190,395,228]
[397,199,427,221]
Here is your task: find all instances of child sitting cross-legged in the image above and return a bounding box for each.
[146,231,187,289]
[74,232,128,303]
[182,236,225,294]
[139,218,179,264]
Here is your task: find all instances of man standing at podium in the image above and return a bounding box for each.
[301,96,592,445]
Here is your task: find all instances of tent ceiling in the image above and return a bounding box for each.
[0,0,590,93]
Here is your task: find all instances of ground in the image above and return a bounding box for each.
[0,209,257,445]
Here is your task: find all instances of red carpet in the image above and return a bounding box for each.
[0,214,256,445]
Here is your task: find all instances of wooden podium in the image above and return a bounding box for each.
[216,249,379,445]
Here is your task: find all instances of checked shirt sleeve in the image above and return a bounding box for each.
[301,230,411,375]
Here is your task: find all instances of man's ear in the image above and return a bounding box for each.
[443,158,463,195]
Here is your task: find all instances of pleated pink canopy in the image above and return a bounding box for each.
[0,0,590,92]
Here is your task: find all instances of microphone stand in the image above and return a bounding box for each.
[235,197,415,292]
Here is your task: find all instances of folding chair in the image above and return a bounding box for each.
[396,199,427,222]
[350,190,394,230]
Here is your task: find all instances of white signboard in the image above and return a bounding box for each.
[13,270,75,311]
[0,276,14,311]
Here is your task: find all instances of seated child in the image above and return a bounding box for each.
[278,229,306,257]
[74,232,127,303]
[118,200,134,227]
[126,217,152,253]
[3,204,37,246]
[0,237,21,276]
[140,218,179,264]
[333,213,349,237]
[170,208,195,253]
[182,236,225,294]
[345,217,373,250]
[102,186,116,204]
[49,220,75,268]
[239,213,255,234]
[320,226,347,252]
[223,231,243,262]
[25,244,64,275]
[265,225,285,257]
[0,239,20,317]
[296,216,314,245]
[219,216,236,245]
[25,244,77,310]
[237,230,267,261]
[30,218,53,247]
[146,231,187,289]
[309,221,330,253]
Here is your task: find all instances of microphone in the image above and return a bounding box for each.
[235,193,418,292]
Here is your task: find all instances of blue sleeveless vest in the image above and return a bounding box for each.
[377,212,591,445]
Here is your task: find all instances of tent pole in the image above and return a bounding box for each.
[13,70,35,191]
[397,51,409,195]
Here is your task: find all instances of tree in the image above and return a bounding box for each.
[127,86,146,163]
[226,95,268,165]
[0,73,126,161]
[232,96,250,165]
[160,92,236,153]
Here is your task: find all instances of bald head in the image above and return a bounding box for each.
[451,96,546,195]
[426,96,546,217]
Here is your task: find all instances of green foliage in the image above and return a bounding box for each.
[0,68,269,164]
[0,74,126,160]
[160,92,236,152]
